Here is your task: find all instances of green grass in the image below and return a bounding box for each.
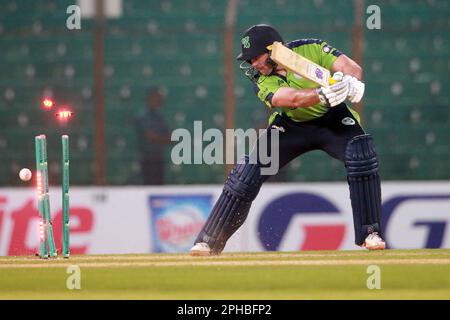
[1,249,450,299]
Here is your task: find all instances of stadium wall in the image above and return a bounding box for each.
[1,182,449,256]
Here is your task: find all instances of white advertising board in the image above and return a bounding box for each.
[1,182,449,256]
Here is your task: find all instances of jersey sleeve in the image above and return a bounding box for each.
[253,77,286,109]
[319,41,342,69]
[290,39,343,71]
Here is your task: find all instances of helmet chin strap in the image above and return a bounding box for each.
[239,52,277,84]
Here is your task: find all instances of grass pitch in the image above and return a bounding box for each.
[1,249,450,299]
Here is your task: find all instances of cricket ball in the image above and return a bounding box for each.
[19,168,32,181]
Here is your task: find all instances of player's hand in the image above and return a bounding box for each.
[343,75,365,103]
[316,76,350,107]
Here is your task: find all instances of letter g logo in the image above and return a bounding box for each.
[258,193,346,251]
[382,195,450,248]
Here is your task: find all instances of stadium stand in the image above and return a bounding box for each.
[0,0,448,185]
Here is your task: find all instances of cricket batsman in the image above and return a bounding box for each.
[190,24,386,255]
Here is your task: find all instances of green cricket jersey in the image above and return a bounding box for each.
[252,39,360,123]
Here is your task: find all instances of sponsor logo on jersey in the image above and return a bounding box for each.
[342,117,356,125]
[323,45,331,53]
[271,125,285,133]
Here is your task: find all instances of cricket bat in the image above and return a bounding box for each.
[269,41,335,87]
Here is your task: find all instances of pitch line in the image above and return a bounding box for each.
[1,250,449,263]
[1,258,450,269]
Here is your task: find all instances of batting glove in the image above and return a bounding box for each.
[316,73,350,107]
[343,75,365,103]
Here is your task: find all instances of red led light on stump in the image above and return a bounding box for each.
[42,98,54,109]
[56,110,73,119]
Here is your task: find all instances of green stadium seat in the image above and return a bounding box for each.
[106,127,139,158]
[1,0,448,185]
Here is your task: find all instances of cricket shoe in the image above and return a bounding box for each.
[189,242,211,256]
[361,232,386,250]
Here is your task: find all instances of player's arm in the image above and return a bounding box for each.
[271,87,321,108]
[331,54,362,80]
[331,54,365,103]
[271,77,351,108]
